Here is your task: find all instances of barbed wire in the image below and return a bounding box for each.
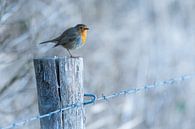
[96,74,194,102]
[1,73,195,129]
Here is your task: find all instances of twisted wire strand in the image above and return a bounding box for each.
[96,74,193,102]
[1,73,194,129]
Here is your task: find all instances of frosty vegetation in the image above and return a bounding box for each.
[0,0,195,129]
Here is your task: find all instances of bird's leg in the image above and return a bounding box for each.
[66,49,73,58]
[66,49,80,58]
[67,49,79,58]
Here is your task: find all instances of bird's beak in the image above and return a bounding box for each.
[85,27,89,30]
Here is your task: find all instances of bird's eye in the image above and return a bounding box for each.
[79,27,83,30]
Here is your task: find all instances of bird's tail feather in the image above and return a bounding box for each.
[53,43,59,48]
[39,38,58,44]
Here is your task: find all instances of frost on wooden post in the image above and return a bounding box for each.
[34,57,85,129]
[58,57,84,129]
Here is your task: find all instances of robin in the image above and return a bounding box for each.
[40,24,89,57]
[40,24,96,104]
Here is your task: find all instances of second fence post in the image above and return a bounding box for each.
[34,57,85,129]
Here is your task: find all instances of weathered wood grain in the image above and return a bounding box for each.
[33,57,85,129]
[58,57,84,129]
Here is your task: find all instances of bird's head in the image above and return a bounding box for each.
[75,24,89,33]
[75,24,89,43]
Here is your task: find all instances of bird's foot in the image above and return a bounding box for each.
[70,55,81,58]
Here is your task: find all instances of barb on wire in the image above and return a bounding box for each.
[1,73,195,129]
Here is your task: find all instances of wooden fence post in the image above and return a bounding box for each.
[33,57,85,129]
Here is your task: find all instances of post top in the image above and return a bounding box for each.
[33,56,83,72]
[33,56,83,61]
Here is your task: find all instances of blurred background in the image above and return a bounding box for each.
[1,0,195,129]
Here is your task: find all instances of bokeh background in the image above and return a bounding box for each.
[1,0,195,129]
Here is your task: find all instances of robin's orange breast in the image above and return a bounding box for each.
[81,30,88,45]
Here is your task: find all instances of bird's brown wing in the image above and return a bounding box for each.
[58,27,75,39]
[57,27,79,45]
